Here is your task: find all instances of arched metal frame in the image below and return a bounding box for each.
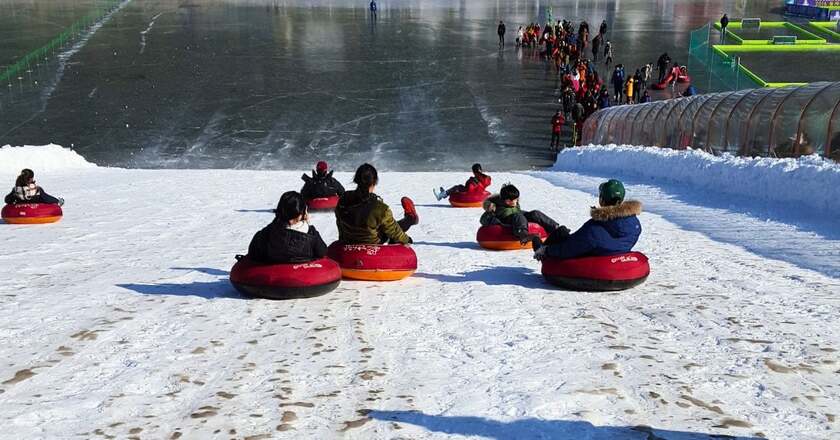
[579,82,840,160]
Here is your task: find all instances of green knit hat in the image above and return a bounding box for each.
[598,179,625,205]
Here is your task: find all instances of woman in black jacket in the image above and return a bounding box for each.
[247,191,327,264]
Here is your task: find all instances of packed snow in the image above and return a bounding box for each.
[555,145,840,217]
[1,146,838,439]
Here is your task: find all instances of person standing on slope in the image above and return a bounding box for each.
[497,20,506,48]
[336,163,418,245]
[599,20,608,37]
[369,0,377,19]
[603,40,613,67]
[534,179,641,260]
[434,163,492,201]
[550,110,565,151]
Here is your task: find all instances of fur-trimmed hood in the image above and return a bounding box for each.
[590,200,642,221]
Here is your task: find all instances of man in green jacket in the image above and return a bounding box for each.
[480,184,562,242]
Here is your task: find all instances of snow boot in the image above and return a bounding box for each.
[433,187,447,201]
[401,197,419,225]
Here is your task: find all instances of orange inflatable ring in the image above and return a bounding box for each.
[476,223,547,250]
[541,252,650,291]
[327,242,417,281]
[230,256,341,299]
[2,203,63,224]
[306,195,339,210]
[449,190,490,208]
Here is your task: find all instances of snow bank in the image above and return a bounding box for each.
[555,145,840,216]
[0,144,98,175]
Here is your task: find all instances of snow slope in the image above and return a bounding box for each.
[0,144,98,174]
[0,149,838,439]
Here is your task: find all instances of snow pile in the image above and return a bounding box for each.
[554,145,840,216]
[0,144,98,175]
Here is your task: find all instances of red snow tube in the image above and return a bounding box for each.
[541,252,650,291]
[230,256,341,299]
[449,190,490,208]
[1,203,63,224]
[327,242,417,281]
[306,195,339,210]
[477,223,547,250]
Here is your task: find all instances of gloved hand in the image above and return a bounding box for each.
[485,203,496,213]
[556,225,571,238]
[533,246,547,261]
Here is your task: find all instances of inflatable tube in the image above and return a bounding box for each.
[306,195,339,210]
[476,223,548,250]
[541,252,650,291]
[1,203,63,224]
[230,256,341,299]
[449,190,490,208]
[327,242,417,281]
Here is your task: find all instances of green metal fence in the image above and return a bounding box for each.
[688,23,765,92]
[0,0,123,85]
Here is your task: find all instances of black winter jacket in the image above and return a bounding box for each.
[247,221,328,264]
[301,171,345,199]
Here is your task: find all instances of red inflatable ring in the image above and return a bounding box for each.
[477,223,547,250]
[541,252,650,291]
[230,256,341,299]
[2,203,63,224]
[327,242,417,281]
[306,195,339,210]
[449,190,490,208]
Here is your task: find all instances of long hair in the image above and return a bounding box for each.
[15,169,34,187]
[352,163,378,195]
[275,191,307,223]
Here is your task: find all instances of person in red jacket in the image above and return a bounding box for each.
[550,110,565,150]
[434,163,491,201]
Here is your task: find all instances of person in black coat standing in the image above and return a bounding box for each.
[720,14,729,43]
[247,191,328,264]
[497,21,506,48]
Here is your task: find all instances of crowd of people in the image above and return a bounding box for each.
[496,16,693,149]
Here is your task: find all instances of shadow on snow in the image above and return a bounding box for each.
[117,266,240,299]
[368,410,763,440]
[414,266,545,288]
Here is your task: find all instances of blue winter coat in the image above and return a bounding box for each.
[546,200,642,259]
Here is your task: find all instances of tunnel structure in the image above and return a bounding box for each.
[581,82,840,161]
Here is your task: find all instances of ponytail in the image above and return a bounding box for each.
[15,169,34,187]
[352,163,378,195]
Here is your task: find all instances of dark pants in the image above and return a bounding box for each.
[445,184,466,197]
[510,210,559,239]
[379,218,414,244]
[658,66,666,82]
[551,131,561,148]
[498,34,504,47]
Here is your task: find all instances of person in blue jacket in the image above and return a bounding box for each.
[533,179,641,260]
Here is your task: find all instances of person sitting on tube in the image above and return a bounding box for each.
[534,179,641,261]
[247,191,328,264]
[300,161,345,200]
[433,163,492,201]
[480,183,562,243]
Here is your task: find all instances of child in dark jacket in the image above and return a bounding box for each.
[300,161,345,200]
[433,163,492,201]
[534,179,641,260]
[4,168,64,206]
[247,191,328,264]
[480,184,561,242]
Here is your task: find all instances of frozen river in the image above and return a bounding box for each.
[0,0,782,169]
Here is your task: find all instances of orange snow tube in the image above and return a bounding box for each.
[476,223,547,250]
[1,203,63,224]
[449,190,490,208]
[327,242,417,281]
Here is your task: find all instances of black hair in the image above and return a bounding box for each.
[500,184,519,201]
[471,163,482,174]
[275,191,307,223]
[353,163,378,194]
[15,169,34,187]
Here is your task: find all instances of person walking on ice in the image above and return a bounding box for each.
[369,0,377,19]
[497,20,506,48]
